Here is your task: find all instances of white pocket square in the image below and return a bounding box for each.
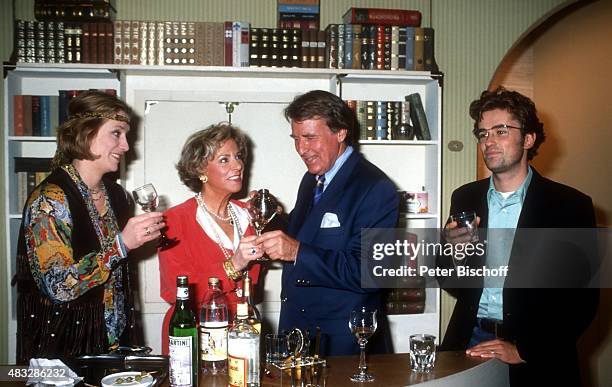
[320,212,341,228]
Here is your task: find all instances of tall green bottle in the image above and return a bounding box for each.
[169,275,199,387]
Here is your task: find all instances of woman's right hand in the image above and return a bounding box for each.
[231,235,264,271]
[121,211,166,251]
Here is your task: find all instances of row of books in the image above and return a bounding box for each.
[14,158,53,212]
[14,19,113,64]
[35,0,116,22]
[12,89,117,137]
[385,264,426,315]
[13,20,437,72]
[249,28,326,68]
[277,0,320,30]
[326,24,437,71]
[112,20,250,66]
[346,93,432,141]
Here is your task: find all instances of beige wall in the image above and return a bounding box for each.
[490,1,612,385]
[0,0,567,362]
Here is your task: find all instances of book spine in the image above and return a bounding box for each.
[279,28,290,67]
[31,96,41,136]
[337,24,345,69]
[383,26,392,70]
[343,8,422,27]
[232,22,249,67]
[356,100,367,140]
[325,25,337,69]
[39,95,51,136]
[343,24,353,69]
[127,20,137,64]
[49,96,59,137]
[248,27,259,67]
[397,27,407,70]
[375,101,387,140]
[277,4,320,14]
[270,28,281,67]
[14,20,26,63]
[73,23,83,63]
[414,27,425,71]
[138,21,147,65]
[106,22,114,64]
[375,25,384,70]
[291,29,302,68]
[55,22,65,64]
[147,21,156,66]
[258,28,270,67]
[34,21,45,63]
[97,22,107,64]
[214,22,226,66]
[391,26,399,70]
[406,93,431,140]
[423,27,437,72]
[88,22,97,64]
[316,30,325,68]
[156,22,165,66]
[113,21,123,64]
[365,101,375,140]
[23,95,33,136]
[351,24,361,70]
[224,21,233,66]
[13,95,25,136]
[405,27,415,70]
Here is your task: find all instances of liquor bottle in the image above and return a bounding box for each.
[200,277,229,375]
[228,303,260,387]
[242,276,261,334]
[168,275,199,387]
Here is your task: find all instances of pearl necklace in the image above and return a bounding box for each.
[195,193,242,261]
[197,193,232,223]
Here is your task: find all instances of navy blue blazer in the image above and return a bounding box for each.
[278,151,399,356]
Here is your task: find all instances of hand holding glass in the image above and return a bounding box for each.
[132,183,177,249]
[349,307,377,382]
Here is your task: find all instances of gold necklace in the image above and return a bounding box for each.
[195,193,242,260]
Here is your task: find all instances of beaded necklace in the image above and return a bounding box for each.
[195,193,242,261]
[197,194,233,223]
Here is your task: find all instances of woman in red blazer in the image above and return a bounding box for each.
[158,123,263,354]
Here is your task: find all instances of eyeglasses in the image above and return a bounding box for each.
[473,124,522,143]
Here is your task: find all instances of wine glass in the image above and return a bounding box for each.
[247,189,279,236]
[348,307,377,382]
[132,183,177,249]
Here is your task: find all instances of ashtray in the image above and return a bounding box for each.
[101,371,155,387]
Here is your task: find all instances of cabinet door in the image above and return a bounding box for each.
[137,98,303,352]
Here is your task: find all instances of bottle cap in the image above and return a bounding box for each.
[236,303,248,318]
[176,275,188,286]
[208,277,219,285]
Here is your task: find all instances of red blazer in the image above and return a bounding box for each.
[158,197,261,354]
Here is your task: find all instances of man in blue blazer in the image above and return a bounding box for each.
[257,90,399,356]
[439,87,598,386]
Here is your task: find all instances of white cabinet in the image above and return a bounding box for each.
[2,64,442,359]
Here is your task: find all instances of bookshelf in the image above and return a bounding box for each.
[2,63,441,358]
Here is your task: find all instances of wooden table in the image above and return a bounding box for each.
[197,351,509,387]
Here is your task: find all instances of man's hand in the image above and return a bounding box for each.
[466,339,525,364]
[443,216,481,244]
[256,230,299,262]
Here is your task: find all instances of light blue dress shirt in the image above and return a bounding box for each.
[477,167,533,320]
[318,146,353,191]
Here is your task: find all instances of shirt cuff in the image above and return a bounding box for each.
[116,234,129,258]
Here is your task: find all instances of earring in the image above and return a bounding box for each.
[199,175,208,183]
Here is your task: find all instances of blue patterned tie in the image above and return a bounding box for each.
[313,175,325,205]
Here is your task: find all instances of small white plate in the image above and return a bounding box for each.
[101,371,154,387]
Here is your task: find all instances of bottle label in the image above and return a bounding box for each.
[169,336,193,387]
[228,354,247,387]
[200,322,228,361]
[176,287,188,300]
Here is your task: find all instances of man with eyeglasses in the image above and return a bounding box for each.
[439,87,598,386]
